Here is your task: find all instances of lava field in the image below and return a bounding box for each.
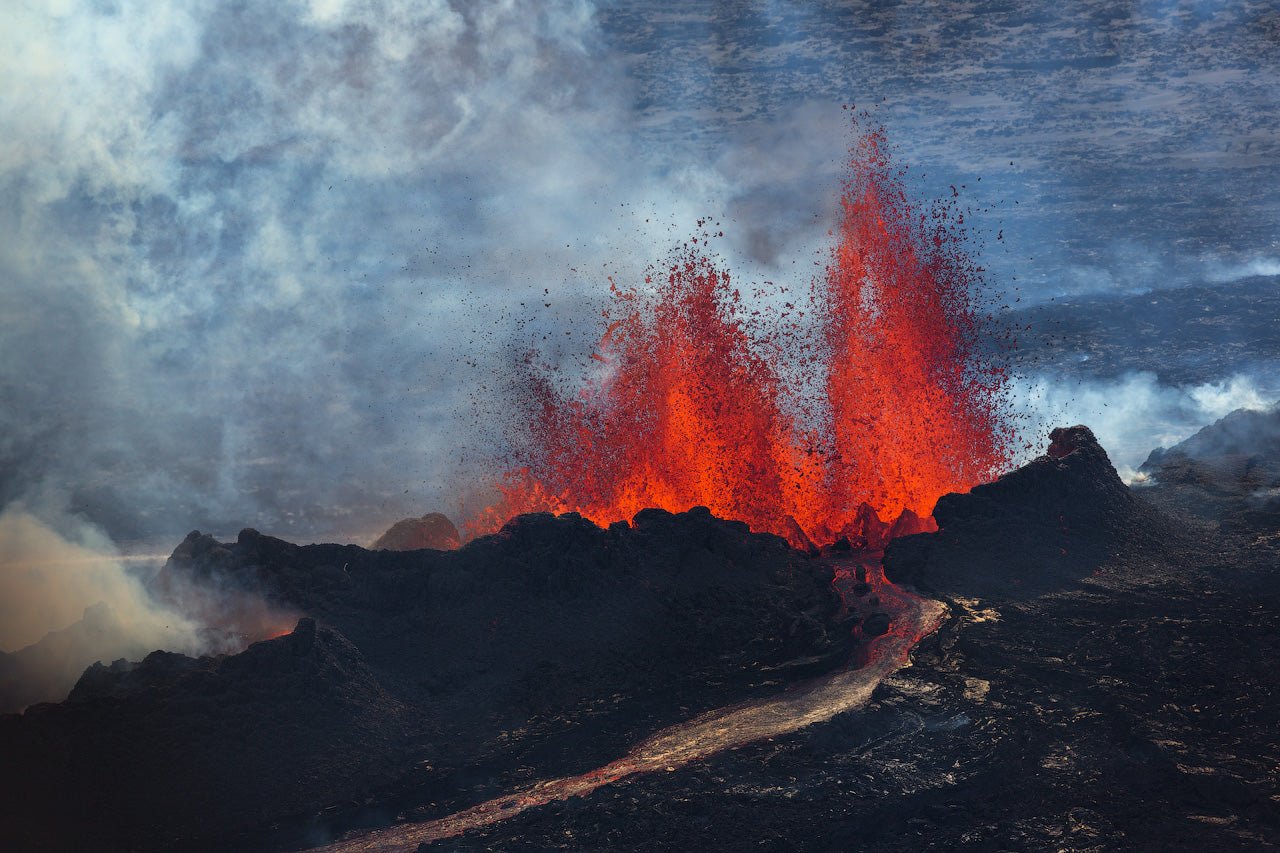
[2,417,1279,851]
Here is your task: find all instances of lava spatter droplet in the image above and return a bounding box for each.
[472,118,1014,547]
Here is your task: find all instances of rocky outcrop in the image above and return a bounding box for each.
[0,618,404,851]
[0,603,164,713]
[838,503,891,550]
[155,510,848,718]
[1139,406,1280,532]
[449,456,1280,853]
[885,426,1158,597]
[887,507,936,540]
[2,507,850,850]
[1143,405,1280,466]
[365,424,1280,853]
[372,512,461,551]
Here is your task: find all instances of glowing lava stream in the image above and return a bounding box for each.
[317,562,946,852]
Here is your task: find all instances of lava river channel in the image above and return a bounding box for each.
[316,554,946,852]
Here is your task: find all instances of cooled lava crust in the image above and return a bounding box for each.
[0,507,867,851]
[5,420,1280,851]
[416,424,1280,851]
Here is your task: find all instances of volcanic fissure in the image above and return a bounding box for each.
[471,119,1015,550]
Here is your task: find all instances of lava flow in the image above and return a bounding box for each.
[317,554,947,853]
[473,120,1013,547]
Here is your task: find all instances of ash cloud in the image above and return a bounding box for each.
[0,504,299,712]
[4,1,639,705]
[0,502,250,706]
[0,508,187,655]
[1205,256,1280,285]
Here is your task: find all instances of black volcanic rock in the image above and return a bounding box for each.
[886,507,934,540]
[441,425,1280,852]
[885,425,1159,598]
[3,507,850,850]
[838,503,890,550]
[1145,405,1280,462]
[372,512,461,551]
[157,510,846,730]
[0,618,404,851]
[860,612,891,637]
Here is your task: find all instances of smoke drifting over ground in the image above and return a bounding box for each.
[4,0,1278,549]
[1015,372,1276,480]
[0,508,187,654]
[0,505,296,711]
[0,0,646,548]
[0,506,197,711]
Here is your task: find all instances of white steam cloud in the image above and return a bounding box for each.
[0,503,297,712]
[3,0,1275,546]
[1015,372,1277,480]
[0,0,645,545]
[1205,257,1280,285]
[0,505,199,712]
[0,508,193,654]
[2,0,1276,707]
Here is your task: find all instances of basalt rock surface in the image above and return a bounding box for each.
[8,421,1279,851]
[1,618,405,851]
[885,425,1169,598]
[1,508,859,851]
[1139,405,1280,535]
[154,508,851,734]
[435,423,1280,851]
[0,602,162,713]
[371,512,461,551]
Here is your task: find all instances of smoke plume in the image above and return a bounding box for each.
[2,0,1277,705]
[4,0,1276,548]
[0,508,188,654]
[1014,372,1277,480]
[0,504,295,712]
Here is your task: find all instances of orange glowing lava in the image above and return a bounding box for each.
[472,119,1013,547]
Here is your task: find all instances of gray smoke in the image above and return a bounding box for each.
[0,503,298,712]
[4,0,1277,546]
[0,0,643,709]
[0,0,641,546]
[0,507,190,655]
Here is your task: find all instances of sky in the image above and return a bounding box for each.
[2,0,1279,557]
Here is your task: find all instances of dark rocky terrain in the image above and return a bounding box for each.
[4,619,406,850]
[371,513,461,552]
[0,508,865,851]
[0,602,162,713]
[421,425,1280,851]
[4,419,1279,851]
[1139,404,1280,535]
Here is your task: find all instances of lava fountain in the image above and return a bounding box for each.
[472,119,1014,547]
[318,120,1007,852]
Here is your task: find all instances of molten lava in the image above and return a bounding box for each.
[474,120,1013,547]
